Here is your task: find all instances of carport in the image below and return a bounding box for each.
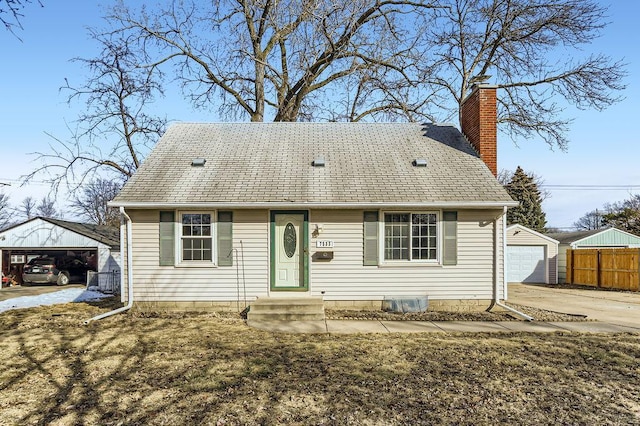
[506,224,559,284]
[0,217,120,289]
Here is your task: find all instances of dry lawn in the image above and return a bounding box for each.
[1,300,639,425]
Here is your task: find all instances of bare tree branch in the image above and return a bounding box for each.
[70,178,121,227]
[0,0,43,40]
[0,192,10,229]
[424,0,626,150]
[22,28,166,192]
[106,0,440,122]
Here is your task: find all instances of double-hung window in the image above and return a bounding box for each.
[181,212,213,262]
[384,212,438,261]
[160,210,234,266]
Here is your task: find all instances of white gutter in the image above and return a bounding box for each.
[109,201,519,209]
[84,207,134,324]
[487,206,533,321]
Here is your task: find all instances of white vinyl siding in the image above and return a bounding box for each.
[125,209,269,302]
[309,209,504,301]
[123,208,505,303]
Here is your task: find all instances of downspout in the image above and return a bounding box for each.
[84,207,134,324]
[487,206,534,321]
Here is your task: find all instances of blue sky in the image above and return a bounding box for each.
[0,1,638,229]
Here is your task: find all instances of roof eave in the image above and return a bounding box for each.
[507,224,560,244]
[109,201,518,209]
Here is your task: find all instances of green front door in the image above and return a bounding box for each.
[270,211,309,291]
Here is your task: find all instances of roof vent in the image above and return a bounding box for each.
[312,156,325,167]
[413,158,427,167]
[191,158,206,167]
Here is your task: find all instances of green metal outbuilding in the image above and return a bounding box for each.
[546,228,640,283]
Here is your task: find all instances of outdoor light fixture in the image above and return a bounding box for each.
[413,158,427,167]
[191,158,206,167]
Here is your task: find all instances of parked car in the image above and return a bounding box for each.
[22,256,88,286]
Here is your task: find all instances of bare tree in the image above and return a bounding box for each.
[423,0,626,150]
[19,196,36,219]
[0,0,42,39]
[24,0,627,191]
[36,196,57,218]
[573,210,603,231]
[18,195,57,219]
[574,195,640,234]
[0,192,10,229]
[101,0,624,147]
[106,0,440,123]
[24,28,166,190]
[70,178,121,227]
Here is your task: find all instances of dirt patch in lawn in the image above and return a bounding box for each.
[1,302,639,425]
[326,302,586,322]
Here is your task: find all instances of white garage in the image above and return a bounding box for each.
[0,217,121,291]
[506,224,559,284]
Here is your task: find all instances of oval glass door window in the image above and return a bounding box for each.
[284,223,297,258]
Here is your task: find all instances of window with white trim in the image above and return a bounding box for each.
[180,212,213,261]
[384,212,438,261]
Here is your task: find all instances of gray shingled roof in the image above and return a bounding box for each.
[113,122,515,207]
[45,218,120,249]
[546,228,612,245]
[0,217,120,249]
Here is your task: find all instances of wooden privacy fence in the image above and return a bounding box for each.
[566,248,640,291]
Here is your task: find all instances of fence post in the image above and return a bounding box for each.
[567,249,573,284]
[597,249,602,288]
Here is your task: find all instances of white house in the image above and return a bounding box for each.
[110,85,517,312]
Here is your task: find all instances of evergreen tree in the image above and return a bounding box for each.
[505,166,547,232]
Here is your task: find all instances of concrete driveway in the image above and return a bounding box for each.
[0,284,85,302]
[508,283,640,328]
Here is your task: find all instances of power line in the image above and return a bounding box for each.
[0,178,54,186]
[506,183,640,191]
[542,184,640,190]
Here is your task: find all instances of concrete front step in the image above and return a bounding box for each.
[248,297,325,321]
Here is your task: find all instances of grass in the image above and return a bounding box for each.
[0,300,639,425]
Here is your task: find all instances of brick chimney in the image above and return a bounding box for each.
[460,84,497,176]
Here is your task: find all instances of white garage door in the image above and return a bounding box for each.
[507,245,546,283]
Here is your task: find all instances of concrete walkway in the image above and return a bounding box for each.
[248,284,640,334]
[247,319,640,334]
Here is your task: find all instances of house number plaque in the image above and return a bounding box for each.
[316,240,334,248]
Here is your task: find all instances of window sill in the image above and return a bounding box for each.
[175,262,218,268]
[377,261,442,268]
